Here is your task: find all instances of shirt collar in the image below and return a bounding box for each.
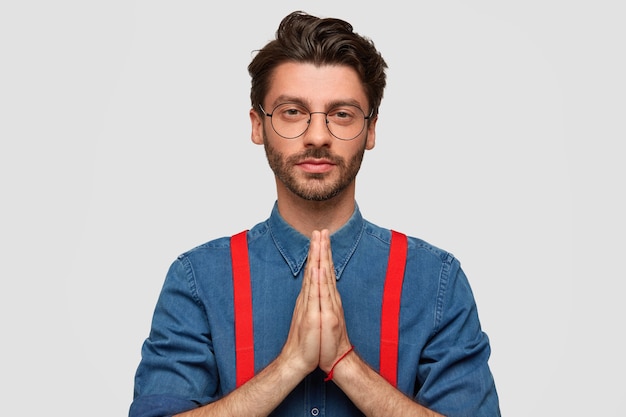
[267,201,365,280]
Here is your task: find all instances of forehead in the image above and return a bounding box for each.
[266,62,368,109]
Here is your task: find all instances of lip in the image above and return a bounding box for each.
[296,158,335,174]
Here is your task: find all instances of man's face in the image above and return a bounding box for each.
[250,62,376,202]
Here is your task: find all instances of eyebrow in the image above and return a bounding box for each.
[271,95,366,111]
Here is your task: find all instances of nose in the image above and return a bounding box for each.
[304,112,332,146]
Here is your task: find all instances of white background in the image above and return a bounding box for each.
[1,1,624,416]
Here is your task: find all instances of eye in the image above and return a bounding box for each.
[275,103,309,121]
[328,106,359,124]
[284,108,300,116]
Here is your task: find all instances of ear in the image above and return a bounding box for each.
[250,108,264,145]
[365,115,377,150]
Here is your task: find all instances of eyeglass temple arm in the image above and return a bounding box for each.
[258,104,272,117]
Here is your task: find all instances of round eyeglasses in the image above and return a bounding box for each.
[259,102,373,141]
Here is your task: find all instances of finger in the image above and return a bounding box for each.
[302,230,320,296]
[307,230,321,271]
[319,231,339,314]
[305,235,321,356]
[320,230,340,305]
[319,230,331,278]
[305,230,322,309]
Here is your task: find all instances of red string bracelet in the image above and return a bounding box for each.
[324,345,355,382]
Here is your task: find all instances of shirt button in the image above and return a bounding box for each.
[311,407,320,416]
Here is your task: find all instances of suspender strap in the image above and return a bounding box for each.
[230,230,255,387]
[379,230,408,387]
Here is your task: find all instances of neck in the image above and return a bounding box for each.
[275,185,356,238]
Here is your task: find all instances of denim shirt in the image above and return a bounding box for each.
[130,203,500,417]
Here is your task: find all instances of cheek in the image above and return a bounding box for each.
[343,138,369,158]
[265,131,304,154]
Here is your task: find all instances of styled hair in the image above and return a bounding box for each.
[248,11,387,118]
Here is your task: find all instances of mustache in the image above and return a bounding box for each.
[288,148,344,165]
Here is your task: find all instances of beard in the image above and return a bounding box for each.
[263,131,367,202]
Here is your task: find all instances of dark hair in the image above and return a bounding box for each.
[248,11,387,118]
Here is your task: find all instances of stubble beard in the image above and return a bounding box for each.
[263,131,366,202]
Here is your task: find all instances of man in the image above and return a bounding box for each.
[130,11,500,417]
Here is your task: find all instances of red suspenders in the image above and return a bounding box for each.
[230,229,408,387]
[230,230,255,387]
[379,230,408,386]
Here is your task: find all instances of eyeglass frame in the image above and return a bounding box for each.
[258,102,374,141]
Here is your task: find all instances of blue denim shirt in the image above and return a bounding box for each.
[130,203,500,417]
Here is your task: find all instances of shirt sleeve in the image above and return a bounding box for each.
[416,259,501,417]
[129,256,219,417]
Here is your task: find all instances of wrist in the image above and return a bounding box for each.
[324,345,356,382]
[277,348,317,381]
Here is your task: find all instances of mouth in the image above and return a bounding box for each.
[296,158,336,174]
